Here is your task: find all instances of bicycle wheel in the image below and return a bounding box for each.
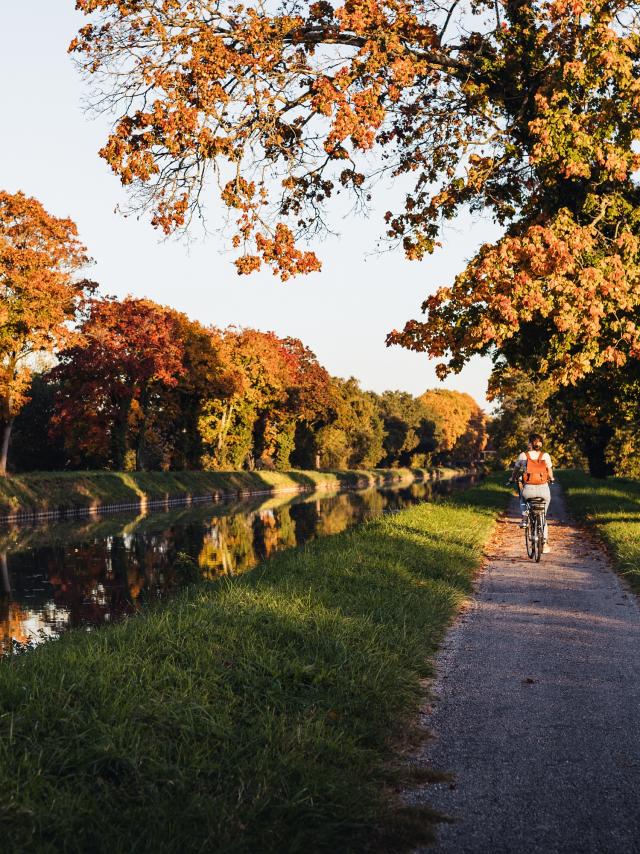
[534,515,542,562]
[525,516,535,558]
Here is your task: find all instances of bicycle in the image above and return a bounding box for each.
[523,496,547,563]
[509,477,547,562]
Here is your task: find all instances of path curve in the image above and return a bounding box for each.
[411,487,640,854]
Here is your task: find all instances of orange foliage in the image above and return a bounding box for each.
[0,190,94,471]
[419,389,485,455]
[71,0,446,276]
[72,0,640,390]
[202,328,331,468]
[391,211,640,385]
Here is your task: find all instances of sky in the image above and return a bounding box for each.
[0,3,500,408]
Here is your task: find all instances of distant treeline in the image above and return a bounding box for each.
[11,297,486,473]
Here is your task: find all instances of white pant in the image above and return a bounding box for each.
[522,483,551,541]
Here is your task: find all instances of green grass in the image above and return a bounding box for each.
[0,477,509,853]
[0,467,429,518]
[561,470,640,593]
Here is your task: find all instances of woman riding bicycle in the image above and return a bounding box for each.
[511,433,555,554]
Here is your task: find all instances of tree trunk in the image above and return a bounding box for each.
[584,433,614,478]
[216,401,234,466]
[136,385,150,471]
[112,397,133,470]
[0,418,14,476]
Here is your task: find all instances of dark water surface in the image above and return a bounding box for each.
[0,476,475,653]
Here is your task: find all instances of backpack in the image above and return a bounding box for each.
[524,451,549,485]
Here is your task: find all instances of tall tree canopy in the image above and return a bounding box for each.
[200,328,332,469]
[18,290,489,473]
[52,298,186,470]
[73,0,640,393]
[489,360,640,476]
[0,190,93,474]
[419,388,486,463]
[376,390,436,467]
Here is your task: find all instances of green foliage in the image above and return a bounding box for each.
[9,374,65,473]
[376,391,437,468]
[489,363,640,476]
[551,365,640,478]
[605,426,640,479]
[0,477,509,852]
[488,368,585,469]
[200,399,256,470]
[273,421,296,470]
[314,378,385,470]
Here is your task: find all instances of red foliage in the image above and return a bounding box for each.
[52,298,185,467]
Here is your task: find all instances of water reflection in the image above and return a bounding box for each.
[0,476,473,653]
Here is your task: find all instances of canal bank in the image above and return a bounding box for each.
[0,476,509,852]
[0,466,463,524]
[1,475,476,653]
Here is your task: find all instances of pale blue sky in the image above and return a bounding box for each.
[0,2,500,407]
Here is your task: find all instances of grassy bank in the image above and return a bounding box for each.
[0,467,430,519]
[0,477,508,853]
[561,470,640,594]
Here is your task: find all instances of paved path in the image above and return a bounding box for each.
[411,488,640,854]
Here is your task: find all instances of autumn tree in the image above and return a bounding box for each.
[282,336,333,468]
[200,328,296,469]
[52,298,185,470]
[199,329,331,470]
[251,335,332,468]
[73,0,640,463]
[419,389,486,465]
[315,378,384,469]
[0,190,93,474]
[143,313,232,469]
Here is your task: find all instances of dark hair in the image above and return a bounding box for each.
[529,432,543,444]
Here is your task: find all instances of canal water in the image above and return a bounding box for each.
[0,476,475,654]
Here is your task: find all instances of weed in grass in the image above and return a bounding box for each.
[173,551,200,584]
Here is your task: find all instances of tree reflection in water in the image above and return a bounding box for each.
[0,476,473,653]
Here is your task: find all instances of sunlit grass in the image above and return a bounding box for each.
[561,470,640,593]
[0,478,508,852]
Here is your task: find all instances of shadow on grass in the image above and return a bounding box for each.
[0,481,509,853]
[561,470,640,595]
